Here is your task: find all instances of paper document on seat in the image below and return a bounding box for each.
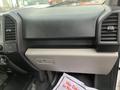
[53,73,98,90]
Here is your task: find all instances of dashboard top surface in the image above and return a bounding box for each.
[16,5,105,39]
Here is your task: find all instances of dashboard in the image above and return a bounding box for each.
[0,5,119,75]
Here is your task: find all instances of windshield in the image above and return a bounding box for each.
[0,0,105,12]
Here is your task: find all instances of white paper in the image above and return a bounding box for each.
[53,73,98,90]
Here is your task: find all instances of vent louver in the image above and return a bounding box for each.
[101,13,119,42]
[5,16,16,41]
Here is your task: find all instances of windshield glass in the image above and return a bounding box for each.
[0,0,105,12]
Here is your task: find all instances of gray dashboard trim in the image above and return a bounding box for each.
[26,48,118,75]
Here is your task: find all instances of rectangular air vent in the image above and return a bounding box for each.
[101,13,119,42]
[5,16,16,41]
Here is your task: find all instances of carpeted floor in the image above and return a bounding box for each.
[0,73,7,86]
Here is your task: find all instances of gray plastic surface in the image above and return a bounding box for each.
[25,48,118,75]
[0,14,3,48]
[17,5,105,39]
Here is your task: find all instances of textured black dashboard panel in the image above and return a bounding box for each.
[17,5,105,39]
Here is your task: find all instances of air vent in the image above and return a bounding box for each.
[101,13,119,42]
[5,16,16,41]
